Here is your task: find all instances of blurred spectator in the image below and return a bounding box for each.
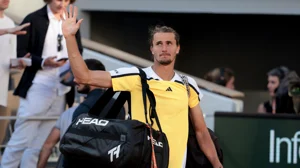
[275,71,299,113]
[1,0,82,167]
[257,66,290,114]
[204,67,235,89]
[289,78,300,114]
[0,0,30,148]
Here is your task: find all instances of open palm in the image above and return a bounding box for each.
[61,5,83,37]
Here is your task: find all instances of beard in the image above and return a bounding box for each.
[77,85,90,94]
[155,53,176,66]
[158,59,172,65]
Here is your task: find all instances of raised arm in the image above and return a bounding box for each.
[189,104,223,168]
[61,5,112,88]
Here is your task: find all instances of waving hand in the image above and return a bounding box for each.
[61,5,83,38]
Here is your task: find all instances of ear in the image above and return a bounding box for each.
[176,45,180,54]
[150,46,154,55]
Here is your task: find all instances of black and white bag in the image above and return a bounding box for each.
[59,68,169,168]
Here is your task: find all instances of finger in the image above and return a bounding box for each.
[24,53,31,58]
[69,5,73,18]
[74,6,78,19]
[49,56,57,61]
[14,31,27,35]
[18,60,26,69]
[21,23,30,29]
[64,6,69,19]
[76,19,84,27]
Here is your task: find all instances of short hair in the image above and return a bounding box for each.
[84,59,106,71]
[44,0,76,4]
[204,67,234,86]
[267,66,289,81]
[148,25,180,47]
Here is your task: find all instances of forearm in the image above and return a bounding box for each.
[0,29,8,35]
[65,35,90,84]
[196,130,221,167]
[37,147,52,168]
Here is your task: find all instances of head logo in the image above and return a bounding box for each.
[269,129,300,164]
[76,117,109,126]
[147,136,163,148]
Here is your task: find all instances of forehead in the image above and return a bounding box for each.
[153,32,176,42]
[268,76,279,81]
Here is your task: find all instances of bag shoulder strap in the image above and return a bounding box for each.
[138,68,163,132]
[88,88,128,119]
[105,91,130,119]
[180,74,190,97]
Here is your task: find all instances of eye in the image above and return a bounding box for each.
[156,42,162,46]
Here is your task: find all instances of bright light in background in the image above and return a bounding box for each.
[5,0,44,23]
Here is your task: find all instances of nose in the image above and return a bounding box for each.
[162,44,167,52]
[267,83,271,90]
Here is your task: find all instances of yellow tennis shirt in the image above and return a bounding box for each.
[109,66,203,168]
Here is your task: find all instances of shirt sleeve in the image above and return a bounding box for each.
[187,77,203,108]
[54,114,63,130]
[109,67,140,92]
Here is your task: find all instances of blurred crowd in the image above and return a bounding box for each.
[205,66,300,114]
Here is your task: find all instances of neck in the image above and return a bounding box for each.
[49,5,61,20]
[52,12,61,20]
[152,63,175,81]
[0,10,4,18]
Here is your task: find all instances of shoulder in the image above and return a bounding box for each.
[23,6,46,22]
[178,74,204,99]
[109,66,139,77]
[61,106,78,118]
[3,16,15,26]
[186,76,198,90]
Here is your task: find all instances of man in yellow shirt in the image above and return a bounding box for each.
[60,5,223,168]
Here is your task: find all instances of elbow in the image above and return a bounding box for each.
[74,70,91,85]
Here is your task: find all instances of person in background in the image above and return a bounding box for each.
[1,0,82,167]
[257,66,290,114]
[204,67,235,90]
[0,0,30,150]
[275,70,299,114]
[289,78,300,114]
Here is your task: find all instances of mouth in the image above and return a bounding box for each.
[159,53,171,57]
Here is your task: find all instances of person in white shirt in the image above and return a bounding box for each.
[1,0,82,167]
[0,0,30,152]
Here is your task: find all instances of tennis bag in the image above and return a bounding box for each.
[59,68,169,168]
